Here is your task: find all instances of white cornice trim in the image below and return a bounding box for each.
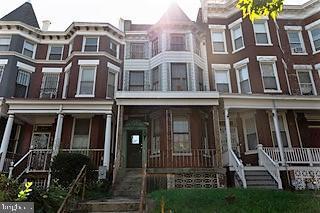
[42,67,63,73]
[293,64,313,70]
[16,61,35,72]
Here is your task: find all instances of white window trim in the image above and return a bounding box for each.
[212,64,232,93]
[171,111,192,155]
[82,36,100,52]
[285,29,307,55]
[257,56,281,93]
[0,65,5,83]
[41,67,63,73]
[22,40,37,59]
[16,61,35,73]
[268,112,292,148]
[40,72,60,98]
[68,43,73,57]
[76,66,97,97]
[307,26,320,55]
[233,57,249,69]
[0,59,8,82]
[106,67,119,99]
[46,45,64,60]
[210,26,228,54]
[235,64,252,94]
[296,69,317,96]
[253,20,272,46]
[62,64,71,99]
[70,117,92,150]
[230,23,245,53]
[241,113,259,154]
[0,35,11,50]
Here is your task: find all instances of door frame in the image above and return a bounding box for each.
[122,119,147,168]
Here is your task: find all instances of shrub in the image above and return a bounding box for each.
[0,174,20,202]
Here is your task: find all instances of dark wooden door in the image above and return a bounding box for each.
[127,130,143,168]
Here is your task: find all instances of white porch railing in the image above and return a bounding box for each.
[258,145,282,189]
[229,149,247,188]
[263,147,320,165]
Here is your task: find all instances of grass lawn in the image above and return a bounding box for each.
[150,188,320,213]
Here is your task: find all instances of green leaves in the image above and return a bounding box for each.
[17,182,33,201]
[237,0,284,22]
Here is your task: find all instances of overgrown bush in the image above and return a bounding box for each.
[0,174,20,201]
[51,152,96,188]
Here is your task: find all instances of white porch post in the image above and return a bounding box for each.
[272,109,285,165]
[103,114,112,169]
[52,114,64,157]
[225,108,232,151]
[0,114,15,172]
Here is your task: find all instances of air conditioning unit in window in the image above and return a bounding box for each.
[292,47,304,53]
[300,84,313,95]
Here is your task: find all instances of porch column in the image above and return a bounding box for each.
[0,114,14,172]
[272,109,285,165]
[224,109,232,151]
[103,114,112,169]
[52,114,64,157]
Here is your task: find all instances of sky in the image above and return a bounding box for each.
[0,0,311,31]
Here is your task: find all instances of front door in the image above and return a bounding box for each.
[127,130,143,168]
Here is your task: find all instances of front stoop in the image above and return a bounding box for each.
[76,198,140,212]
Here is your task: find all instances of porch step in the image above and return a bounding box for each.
[245,170,278,189]
[113,169,143,198]
[76,198,140,212]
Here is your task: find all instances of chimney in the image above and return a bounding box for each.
[42,20,51,31]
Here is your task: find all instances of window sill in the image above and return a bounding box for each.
[172,153,192,156]
[212,51,229,54]
[291,52,308,56]
[75,94,95,98]
[264,89,282,94]
[312,50,320,55]
[255,43,273,46]
[245,150,258,155]
[150,154,160,158]
[232,46,245,54]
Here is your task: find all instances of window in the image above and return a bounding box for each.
[68,43,73,56]
[83,37,98,52]
[297,70,316,95]
[237,65,251,94]
[40,73,59,98]
[270,114,290,147]
[170,34,185,51]
[253,21,271,45]
[0,65,4,83]
[152,66,160,91]
[310,27,320,52]
[171,63,188,91]
[0,36,11,51]
[129,71,144,91]
[287,31,305,54]
[130,43,145,59]
[152,38,159,56]
[243,116,258,151]
[215,69,230,93]
[231,25,244,51]
[72,118,90,149]
[15,70,31,98]
[197,66,204,91]
[194,37,201,56]
[107,71,116,98]
[77,66,96,96]
[109,40,117,57]
[151,117,160,155]
[260,62,280,91]
[48,45,63,60]
[201,117,209,151]
[22,40,36,58]
[211,31,226,53]
[172,115,191,153]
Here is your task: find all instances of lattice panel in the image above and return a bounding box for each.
[291,168,320,190]
[174,173,223,188]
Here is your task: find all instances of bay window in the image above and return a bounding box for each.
[152,66,160,91]
[237,65,251,94]
[171,63,188,91]
[15,70,31,98]
[152,38,159,56]
[83,37,98,52]
[40,73,59,98]
[253,21,271,45]
[231,24,244,51]
[287,30,305,54]
[48,45,63,60]
[306,20,320,53]
[77,66,96,96]
[259,61,280,92]
[107,71,116,98]
[296,70,316,95]
[170,34,185,51]
[129,71,144,91]
[130,43,145,59]
[0,36,11,51]
[22,40,36,58]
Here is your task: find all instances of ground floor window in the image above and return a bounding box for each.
[151,117,160,155]
[172,114,191,153]
[243,115,259,151]
[72,118,91,149]
[269,114,290,147]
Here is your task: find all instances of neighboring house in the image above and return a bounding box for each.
[0,0,319,191]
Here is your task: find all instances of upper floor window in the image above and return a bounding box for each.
[152,66,160,91]
[77,66,96,96]
[243,115,258,152]
[68,43,73,56]
[107,71,116,98]
[129,71,144,91]
[83,37,98,52]
[130,43,145,59]
[48,45,63,60]
[72,118,91,149]
[171,63,187,91]
[40,73,59,98]
[231,24,244,52]
[287,30,305,54]
[22,40,36,58]
[152,38,159,57]
[197,66,204,91]
[211,30,226,53]
[236,65,251,94]
[0,36,11,51]
[296,70,316,95]
[109,40,118,57]
[306,21,320,54]
[214,69,230,93]
[0,65,4,83]
[194,37,201,56]
[15,69,31,98]
[172,114,191,154]
[259,61,280,92]
[253,21,271,45]
[170,34,185,51]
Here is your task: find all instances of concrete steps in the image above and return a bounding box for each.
[77,198,140,212]
[245,170,278,189]
[112,169,143,198]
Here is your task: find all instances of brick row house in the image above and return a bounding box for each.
[0,0,319,191]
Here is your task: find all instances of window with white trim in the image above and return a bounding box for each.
[151,116,160,155]
[129,71,144,91]
[172,114,191,154]
[130,43,145,59]
[171,63,188,91]
[0,65,4,83]
[260,62,280,91]
[72,118,91,149]
[15,70,31,98]
[243,115,258,151]
[40,73,59,98]
[77,66,96,96]
[152,37,159,57]
[68,43,73,56]
[152,66,160,91]
[296,70,316,95]
[0,36,11,51]
[309,26,320,53]
[231,24,244,51]
[197,66,204,91]
[83,37,98,52]
[287,31,305,54]
[214,69,230,93]
[109,40,118,57]
[107,71,116,98]
[22,40,36,58]
[170,34,186,51]
[269,114,290,148]
[211,31,226,53]
[48,45,63,60]
[253,21,271,45]
[237,65,251,94]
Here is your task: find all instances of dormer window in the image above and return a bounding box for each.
[170,34,185,51]
[22,40,36,58]
[83,37,98,52]
[48,45,63,60]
